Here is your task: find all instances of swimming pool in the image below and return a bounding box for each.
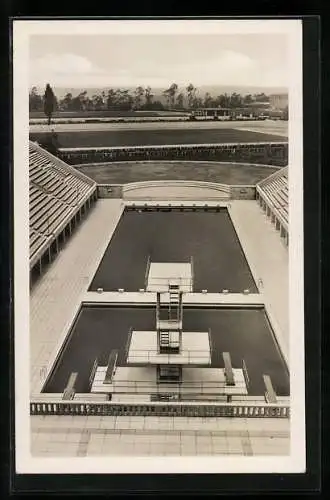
[89,208,257,293]
[43,305,289,397]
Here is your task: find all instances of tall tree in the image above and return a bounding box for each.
[163,83,178,109]
[203,92,213,108]
[162,89,171,108]
[29,87,43,111]
[60,92,73,110]
[229,92,243,108]
[134,86,145,109]
[91,94,104,110]
[169,83,178,108]
[192,96,203,109]
[43,84,56,125]
[176,92,185,109]
[144,86,153,108]
[186,83,196,109]
[283,105,289,120]
[106,89,117,109]
[244,94,253,104]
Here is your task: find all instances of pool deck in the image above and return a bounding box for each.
[30,199,125,394]
[228,201,289,365]
[29,197,289,458]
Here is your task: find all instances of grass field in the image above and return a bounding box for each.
[30,128,285,148]
[76,161,278,185]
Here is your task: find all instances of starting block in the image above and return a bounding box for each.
[263,374,277,403]
[104,350,118,384]
[222,352,235,386]
[62,372,78,400]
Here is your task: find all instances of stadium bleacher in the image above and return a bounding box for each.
[29,141,97,277]
[256,167,288,241]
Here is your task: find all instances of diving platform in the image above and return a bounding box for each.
[146,262,193,292]
[90,366,248,396]
[126,330,211,365]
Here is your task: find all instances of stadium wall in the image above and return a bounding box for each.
[58,142,288,167]
[96,182,255,200]
[97,185,123,198]
[122,181,231,200]
[230,186,256,199]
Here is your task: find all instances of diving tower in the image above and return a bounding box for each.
[90,262,250,401]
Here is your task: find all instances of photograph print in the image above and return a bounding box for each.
[12,18,305,475]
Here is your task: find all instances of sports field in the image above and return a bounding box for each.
[30,127,285,148]
[89,208,257,293]
[77,161,278,185]
[43,305,289,397]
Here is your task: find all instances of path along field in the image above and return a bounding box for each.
[30,118,288,136]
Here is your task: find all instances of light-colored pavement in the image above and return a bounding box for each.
[30,199,124,394]
[31,414,290,457]
[228,201,289,365]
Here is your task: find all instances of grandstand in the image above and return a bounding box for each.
[28,127,290,458]
[29,142,97,281]
[256,167,289,245]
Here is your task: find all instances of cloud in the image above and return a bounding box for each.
[29,49,287,89]
[30,53,107,86]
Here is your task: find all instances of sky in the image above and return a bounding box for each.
[29,34,289,91]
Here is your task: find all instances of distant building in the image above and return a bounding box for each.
[269,93,288,110]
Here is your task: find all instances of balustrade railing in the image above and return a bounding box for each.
[30,400,290,418]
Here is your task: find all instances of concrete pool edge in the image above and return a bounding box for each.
[81,292,264,306]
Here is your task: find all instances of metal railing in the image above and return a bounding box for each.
[149,277,193,289]
[30,400,290,418]
[88,378,246,394]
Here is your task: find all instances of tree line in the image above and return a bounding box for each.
[30,83,272,115]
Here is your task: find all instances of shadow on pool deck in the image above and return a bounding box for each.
[43,306,289,397]
[89,209,257,293]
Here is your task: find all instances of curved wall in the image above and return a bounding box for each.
[122,180,230,201]
[96,181,256,200]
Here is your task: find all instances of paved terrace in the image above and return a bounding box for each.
[30,199,124,394]
[228,201,289,364]
[30,198,289,457]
